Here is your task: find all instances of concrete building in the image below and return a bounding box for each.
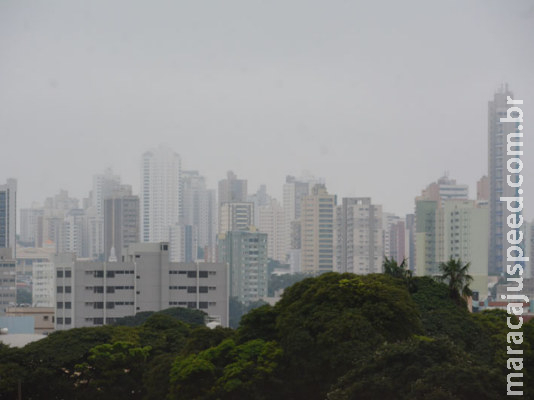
[258,199,285,263]
[301,184,336,275]
[218,228,268,303]
[32,261,55,307]
[0,179,17,257]
[488,85,521,276]
[91,168,122,218]
[55,243,229,329]
[141,145,182,243]
[441,200,490,298]
[0,248,16,314]
[282,176,311,261]
[19,206,44,247]
[182,171,217,260]
[5,307,54,335]
[248,184,270,226]
[219,202,254,235]
[218,171,247,206]
[170,224,198,263]
[336,198,384,275]
[103,189,140,262]
[477,175,490,202]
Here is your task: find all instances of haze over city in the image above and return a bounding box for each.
[1,0,533,219]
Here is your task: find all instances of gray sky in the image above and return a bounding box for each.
[1,0,533,219]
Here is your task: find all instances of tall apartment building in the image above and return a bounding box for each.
[414,175,470,276]
[217,228,268,303]
[336,198,383,275]
[141,145,182,243]
[383,213,407,262]
[170,224,198,263]
[248,185,270,226]
[103,188,140,262]
[477,175,490,202]
[91,168,122,218]
[55,243,229,328]
[182,171,217,260]
[488,85,521,276]
[0,179,17,257]
[441,200,489,297]
[218,202,254,235]
[20,206,44,246]
[301,184,336,275]
[258,199,285,263]
[32,261,55,307]
[218,171,247,206]
[0,248,16,314]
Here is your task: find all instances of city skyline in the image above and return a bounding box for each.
[1,1,533,220]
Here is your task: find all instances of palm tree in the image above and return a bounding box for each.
[383,257,415,292]
[437,258,473,304]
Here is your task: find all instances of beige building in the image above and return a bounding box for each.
[218,202,254,235]
[6,307,55,335]
[301,184,336,275]
[258,199,285,262]
[336,198,384,275]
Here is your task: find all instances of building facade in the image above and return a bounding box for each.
[300,184,335,275]
[55,243,229,329]
[217,228,268,303]
[0,179,16,257]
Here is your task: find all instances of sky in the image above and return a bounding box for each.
[1,0,533,220]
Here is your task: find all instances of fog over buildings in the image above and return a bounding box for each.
[0,0,533,221]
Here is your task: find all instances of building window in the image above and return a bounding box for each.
[187,271,197,278]
[199,271,208,278]
[65,318,71,325]
[65,302,71,309]
[65,270,72,278]
[57,301,63,309]
[199,286,208,293]
[187,286,197,293]
[57,317,63,324]
[65,286,72,293]
[56,271,63,278]
[57,287,63,293]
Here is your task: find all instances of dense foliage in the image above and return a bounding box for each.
[1,273,532,399]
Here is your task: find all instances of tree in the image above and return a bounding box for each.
[383,257,415,292]
[437,258,473,304]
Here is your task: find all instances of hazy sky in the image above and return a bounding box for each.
[1,0,533,219]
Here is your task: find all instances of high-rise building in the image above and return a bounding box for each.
[141,145,182,243]
[170,224,198,263]
[55,243,229,328]
[336,198,383,275]
[91,168,121,218]
[218,202,254,235]
[441,199,489,298]
[0,248,16,314]
[301,184,335,275]
[32,261,55,307]
[488,85,521,276]
[248,185,270,226]
[383,213,407,263]
[414,175,469,276]
[477,175,490,202]
[258,199,285,262]
[0,179,17,257]
[182,171,217,260]
[217,228,268,303]
[103,188,140,262]
[218,171,247,206]
[60,209,86,258]
[19,206,44,247]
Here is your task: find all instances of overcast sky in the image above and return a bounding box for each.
[1,0,533,220]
